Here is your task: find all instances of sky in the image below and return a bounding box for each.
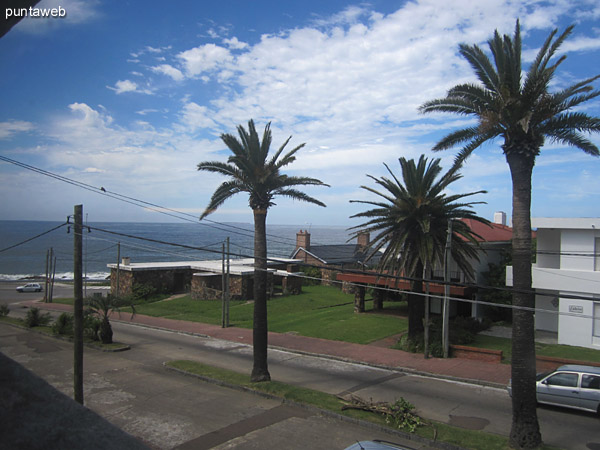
[1,0,599,227]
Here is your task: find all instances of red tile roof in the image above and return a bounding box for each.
[460,219,514,243]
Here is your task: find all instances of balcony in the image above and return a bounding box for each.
[506,265,600,294]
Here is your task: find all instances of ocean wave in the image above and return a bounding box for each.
[0,272,111,282]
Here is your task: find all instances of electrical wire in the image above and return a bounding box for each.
[0,222,68,253]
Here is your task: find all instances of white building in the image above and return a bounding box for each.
[507,218,600,349]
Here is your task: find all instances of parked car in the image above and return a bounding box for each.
[344,441,415,450]
[507,365,600,414]
[16,283,42,293]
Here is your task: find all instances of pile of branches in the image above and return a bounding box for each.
[339,394,424,433]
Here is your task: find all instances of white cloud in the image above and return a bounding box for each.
[107,80,152,95]
[0,120,34,139]
[14,0,100,34]
[151,64,185,81]
[223,37,248,50]
[177,44,232,77]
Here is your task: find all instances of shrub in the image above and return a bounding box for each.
[131,283,158,302]
[0,304,9,317]
[24,307,52,328]
[84,313,101,341]
[52,312,74,336]
[299,266,322,286]
[400,315,491,357]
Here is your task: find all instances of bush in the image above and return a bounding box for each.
[400,315,491,358]
[52,312,74,336]
[84,313,101,341]
[131,283,158,302]
[299,266,322,286]
[24,307,52,328]
[0,304,9,317]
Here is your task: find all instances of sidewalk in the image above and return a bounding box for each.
[20,299,512,387]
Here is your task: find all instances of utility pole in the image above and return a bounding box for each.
[221,237,231,328]
[44,249,49,302]
[73,204,84,404]
[423,261,430,359]
[442,219,453,359]
[225,237,230,327]
[221,241,226,328]
[116,242,120,299]
[49,252,56,303]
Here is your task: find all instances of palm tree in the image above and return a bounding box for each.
[350,155,488,341]
[85,295,135,344]
[419,21,600,448]
[198,119,329,382]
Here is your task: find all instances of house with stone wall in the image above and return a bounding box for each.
[290,230,378,284]
[108,257,303,301]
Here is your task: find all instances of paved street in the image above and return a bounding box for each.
[0,322,433,450]
[2,284,600,449]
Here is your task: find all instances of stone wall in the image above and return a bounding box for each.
[110,268,193,298]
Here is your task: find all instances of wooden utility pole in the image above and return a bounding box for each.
[116,242,120,298]
[44,249,49,302]
[73,204,84,404]
[442,219,453,359]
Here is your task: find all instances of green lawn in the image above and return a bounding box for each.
[136,285,408,344]
[471,334,600,365]
[167,359,559,450]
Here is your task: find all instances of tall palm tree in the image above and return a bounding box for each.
[350,155,488,340]
[198,119,329,382]
[420,21,600,448]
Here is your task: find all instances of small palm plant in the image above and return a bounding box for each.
[85,295,135,344]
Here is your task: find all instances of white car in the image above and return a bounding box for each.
[16,283,43,293]
[508,364,600,414]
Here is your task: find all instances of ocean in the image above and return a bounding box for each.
[0,221,352,281]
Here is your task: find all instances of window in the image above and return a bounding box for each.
[596,238,600,271]
[546,373,578,387]
[581,375,600,390]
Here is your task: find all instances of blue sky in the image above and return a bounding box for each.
[1,0,599,226]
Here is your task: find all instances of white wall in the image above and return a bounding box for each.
[560,229,596,271]
[558,296,597,348]
[536,229,560,269]
[535,293,558,332]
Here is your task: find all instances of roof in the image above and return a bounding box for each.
[532,217,600,230]
[107,257,299,276]
[291,244,380,266]
[460,219,514,243]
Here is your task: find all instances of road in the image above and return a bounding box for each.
[2,283,599,449]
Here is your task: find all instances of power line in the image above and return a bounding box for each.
[0,222,68,253]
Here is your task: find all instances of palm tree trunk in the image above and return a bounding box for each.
[408,261,425,340]
[251,208,271,382]
[506,151,541,449]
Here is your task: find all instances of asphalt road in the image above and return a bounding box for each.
[2,282,599,449]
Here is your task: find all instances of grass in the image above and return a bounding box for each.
[136,285,408,344]
[166,359,558,450]
[470,334,600,365]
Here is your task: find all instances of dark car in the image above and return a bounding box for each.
[508,364,600,414]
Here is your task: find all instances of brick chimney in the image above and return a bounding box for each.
[357,231,370,248]
[296,230,310,251]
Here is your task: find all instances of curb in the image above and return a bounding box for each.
[163,363,468,450]
[110,318,507,390]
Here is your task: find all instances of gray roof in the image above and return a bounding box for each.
[291,244,380,266]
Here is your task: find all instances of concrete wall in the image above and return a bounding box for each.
[558,295,598,348]
[535,292,558,332]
